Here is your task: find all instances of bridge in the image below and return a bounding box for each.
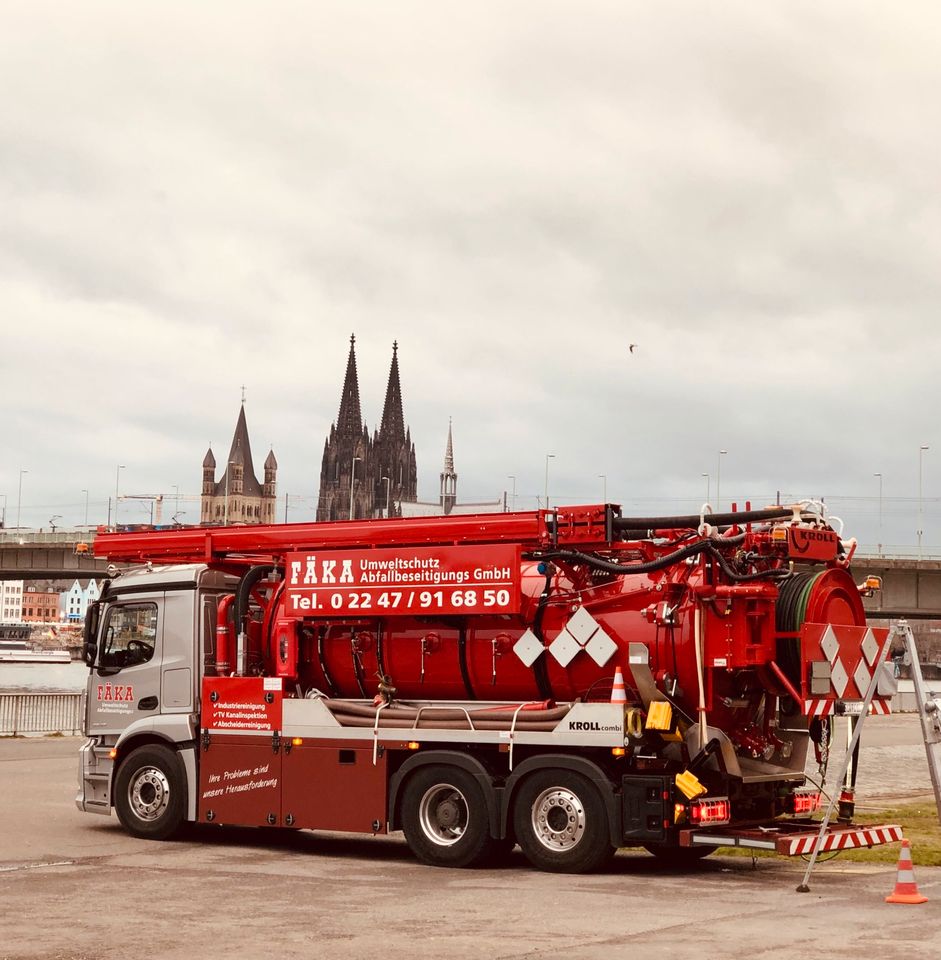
[856,555,941,620]
[0,531,112,580]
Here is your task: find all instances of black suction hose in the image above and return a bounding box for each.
[235,565,276,640]
[611,506,792,534]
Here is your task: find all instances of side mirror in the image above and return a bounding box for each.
[82,600,101,668]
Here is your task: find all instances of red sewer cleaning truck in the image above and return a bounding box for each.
[75,502,902,872]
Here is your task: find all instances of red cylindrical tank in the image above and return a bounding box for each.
[284,558,866,721]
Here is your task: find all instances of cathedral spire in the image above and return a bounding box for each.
[440,418,457,512]
[443,418,454,473]
[379,340,405,442]
[336,334,363,435]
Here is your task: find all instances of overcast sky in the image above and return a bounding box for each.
[2,1,940,550]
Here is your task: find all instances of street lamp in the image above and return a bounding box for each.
[874,473,883,557]
[918,445,929,559]
[172,484,180,521]
[16,469,27,529]
[544,454,555,510]
[49,515,62,533]
[701,473,710,504]
[0,493,6,529]
[716,450,727,509]
[81,489,89,528]
[114,465,125,527]
[507,476,516,512]
[599,474,607,504]
[349,456,361,520]
[381,476,391,518]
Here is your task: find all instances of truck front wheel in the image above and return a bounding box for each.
[114,744,186,841]
[513,770,615,873]
[401,765,494,868]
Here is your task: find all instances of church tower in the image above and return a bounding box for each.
[439,420,458,515]
[200,398,277,525]
[373,341,418,517]
[316,336,374,521]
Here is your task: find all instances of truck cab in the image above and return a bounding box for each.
[76,565,234,827]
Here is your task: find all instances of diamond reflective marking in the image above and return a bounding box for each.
[854,658,873,699]
[585,628,618,667]
[820,626,840,663]
[830,657,849,697]
[513,629,545,668]
[565,607,600,646]
[861,629,879,667]
[548,631,581,667]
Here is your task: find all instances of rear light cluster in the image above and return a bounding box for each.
[689,797,731,825]
[786,789,822,815]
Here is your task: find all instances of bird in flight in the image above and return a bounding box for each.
[629,343,638,353]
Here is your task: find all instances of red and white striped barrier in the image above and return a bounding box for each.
[785,824,903,857]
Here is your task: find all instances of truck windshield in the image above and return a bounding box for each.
[99,603,158,670]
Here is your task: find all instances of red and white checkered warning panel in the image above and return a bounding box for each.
[800,623,892,717]
[784,825,903,857]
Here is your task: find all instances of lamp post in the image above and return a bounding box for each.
[701,473,710,504]
[81,489,89,528]
[49,515,62,534]
[507,476,516,512]
[349,456,361,520]
[0,493,6,529]
[172,484,180,522]
[381,476,391,518]
[544,454,555,510]
[17,469,27,529]
[873,473,883,557]
[918,445,929,559]
[114,465,125,527]
[599,474,607,504]
[716,450,727,508]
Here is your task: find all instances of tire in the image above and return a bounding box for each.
[644,843,715,865]
[114,744,187,841]
[400,765,495,868]
[513,770,615,874]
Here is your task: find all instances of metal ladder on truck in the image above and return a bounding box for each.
[900,619,941,825]
[798,618,941,891]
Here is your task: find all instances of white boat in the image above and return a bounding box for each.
[0,640,72,664]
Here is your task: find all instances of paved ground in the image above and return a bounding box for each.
[1,718,939,960]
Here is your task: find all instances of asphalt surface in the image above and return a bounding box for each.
[1,724,938,960]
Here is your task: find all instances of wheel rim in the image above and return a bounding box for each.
[128,765,171,822]
[418,783,468,846]
[530,787,585,852]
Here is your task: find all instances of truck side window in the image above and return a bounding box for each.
[99,603,158,670]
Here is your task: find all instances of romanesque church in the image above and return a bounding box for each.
[200,403,278,525]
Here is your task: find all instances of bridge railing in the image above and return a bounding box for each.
[0,529,97,545]
[0,692,84,736]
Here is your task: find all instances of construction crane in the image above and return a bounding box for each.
[119,492,203,526]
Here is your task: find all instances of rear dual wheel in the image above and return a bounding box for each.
[401,765,496,868]
[513,770,615,874]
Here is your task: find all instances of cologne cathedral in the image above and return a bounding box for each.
[316,336,418,521]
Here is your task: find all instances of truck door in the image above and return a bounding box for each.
[86,598,163,735]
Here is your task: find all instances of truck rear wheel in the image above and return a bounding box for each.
[401,765,494,868]
[513,770,615,873]
[114,744,186,841]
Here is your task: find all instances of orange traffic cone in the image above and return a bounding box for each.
[885,839,928,904]
[610,666,627,704]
